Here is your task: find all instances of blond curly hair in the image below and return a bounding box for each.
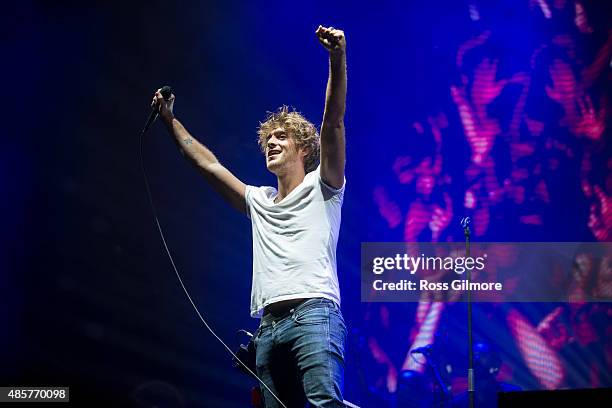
[257,106,320,173]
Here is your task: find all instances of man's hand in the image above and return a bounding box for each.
[151,88,175,123]
[316,26,346,56]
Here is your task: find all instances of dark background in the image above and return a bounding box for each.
[2,1,610,407]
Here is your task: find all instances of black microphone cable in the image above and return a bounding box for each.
[139,87,287,408]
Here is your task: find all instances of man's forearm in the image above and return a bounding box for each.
[159,113,247,213]
[322,53,347,127]
[161,114,220,170]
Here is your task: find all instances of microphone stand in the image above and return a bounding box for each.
[461,217,475,408]
[425,353,451,407]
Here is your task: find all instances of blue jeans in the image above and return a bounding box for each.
[254,298,347,408]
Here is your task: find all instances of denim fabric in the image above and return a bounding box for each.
[254,298,347,408]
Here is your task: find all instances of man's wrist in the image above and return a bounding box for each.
[160,113,175,127]
[329,50,346,70]
[329,49,346,62]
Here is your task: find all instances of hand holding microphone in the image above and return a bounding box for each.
[142,85,174,135]
[151,86,175,121]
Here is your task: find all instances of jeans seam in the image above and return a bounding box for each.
[326,305,335,404]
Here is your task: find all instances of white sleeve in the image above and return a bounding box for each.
[244,185,255,219]
[316,165,346,196]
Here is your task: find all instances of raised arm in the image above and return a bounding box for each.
[316,26,347,189]
[152,89,247,214]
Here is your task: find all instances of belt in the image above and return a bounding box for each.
[263,298,309,318]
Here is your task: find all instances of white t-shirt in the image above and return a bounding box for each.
[245,166,345,317]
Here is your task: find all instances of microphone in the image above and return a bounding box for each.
[461,216,471,239]
[141,85,173,135]
[410,344,433,355]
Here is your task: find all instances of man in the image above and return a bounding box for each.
[152,25,347,407]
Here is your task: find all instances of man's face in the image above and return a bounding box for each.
[265,127,305,173]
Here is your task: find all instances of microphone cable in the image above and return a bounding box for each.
[139,92,287,408]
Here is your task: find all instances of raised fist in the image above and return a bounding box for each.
[316,25,346,55]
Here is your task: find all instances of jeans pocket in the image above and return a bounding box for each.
[292,303,330,326]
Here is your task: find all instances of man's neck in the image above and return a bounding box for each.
[275,165,306,203]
